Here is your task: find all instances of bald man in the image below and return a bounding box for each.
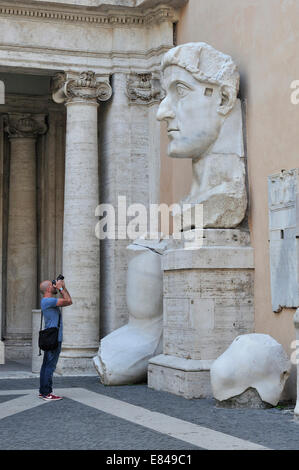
[39,278,72,401]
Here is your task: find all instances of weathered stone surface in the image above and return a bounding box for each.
[148,364,212,399]
[148,229,255,398]
[215,387,273,409]
[0,2,179,74]
[268,169,299,312]
[148,355,213,398]
[24,0,188,9]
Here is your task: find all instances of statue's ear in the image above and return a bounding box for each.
[217,85,236,116]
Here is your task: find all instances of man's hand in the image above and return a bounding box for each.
[56,279,65,290]
[56,282,72,307]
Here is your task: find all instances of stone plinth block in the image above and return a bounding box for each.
[148,355,213,399]
[148,229,255,399]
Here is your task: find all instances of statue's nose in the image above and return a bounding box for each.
[157,97,175,122]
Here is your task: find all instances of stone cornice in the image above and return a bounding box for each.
[0,1,182,26]
[20,0,187,8]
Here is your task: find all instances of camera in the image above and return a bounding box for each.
[52,274,64,286]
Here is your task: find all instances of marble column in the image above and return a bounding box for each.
[0,116,4,363]
[4,113,47,354]
[52,71,112,374]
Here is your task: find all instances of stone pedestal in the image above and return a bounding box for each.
[148,229,255,399]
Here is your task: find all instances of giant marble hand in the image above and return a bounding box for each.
[157,42,247,230]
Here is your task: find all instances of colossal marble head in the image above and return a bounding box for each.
[157,42,240,159]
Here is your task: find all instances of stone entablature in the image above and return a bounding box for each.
[0,0,182,75]
[26,0,187,6]
[0,1,184,26]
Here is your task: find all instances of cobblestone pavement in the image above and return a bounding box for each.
[0,373,298,451]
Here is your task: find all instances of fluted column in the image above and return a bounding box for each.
[52,71,112,374]
[4,113,47,346]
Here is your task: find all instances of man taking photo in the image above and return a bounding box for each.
[39,278,72,401]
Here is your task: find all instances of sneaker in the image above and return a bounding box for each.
[42,393,63,401]
[38,394,43,398]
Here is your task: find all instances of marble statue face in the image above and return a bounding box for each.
[157,65,224,159]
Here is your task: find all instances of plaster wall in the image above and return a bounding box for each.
[159,1,299,398]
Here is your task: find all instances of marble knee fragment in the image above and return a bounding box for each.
[210,333,291,407]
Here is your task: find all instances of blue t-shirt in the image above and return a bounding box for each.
[41,297,63,342]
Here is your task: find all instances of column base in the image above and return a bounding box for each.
[55,347,99,376]
[4,338,32,360]
[148,354,213,399]
[0,341,5,364]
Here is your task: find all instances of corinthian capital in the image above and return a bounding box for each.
[4,113,47,139]
[51,71,112,104]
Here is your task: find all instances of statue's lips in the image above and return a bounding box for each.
[167,129,179,134]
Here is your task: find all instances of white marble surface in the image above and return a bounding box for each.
[94,243,163,385]
[210,334,291,406]
[157,42,247,230]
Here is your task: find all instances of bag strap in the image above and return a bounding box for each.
[38,302,61,356]
[39,311,43,356]
[40,311,43,331]
[57,307,61,328]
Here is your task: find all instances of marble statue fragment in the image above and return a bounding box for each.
[210,334,291,407]
[148,42,253,399]
[157,42,247,230]
[93,236,165,385]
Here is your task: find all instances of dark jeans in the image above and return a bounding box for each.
[39,342,62,396]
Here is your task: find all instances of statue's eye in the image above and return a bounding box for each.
[176,83,190,97]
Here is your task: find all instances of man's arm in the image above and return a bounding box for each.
[56,281,72,307]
